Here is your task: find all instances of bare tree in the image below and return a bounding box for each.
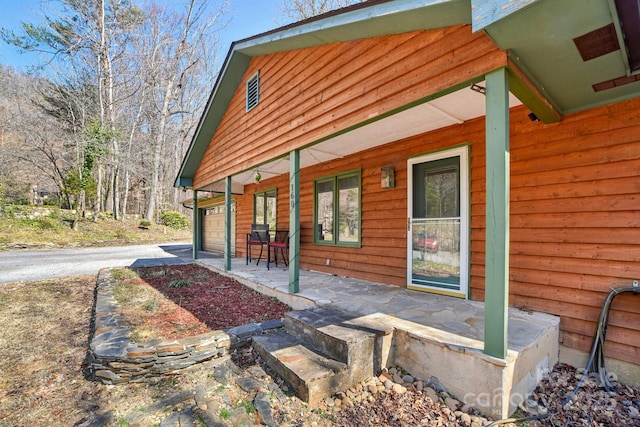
[1,0,228,221]
[2,0,144,219]
[132,0,226,221]
[279,0,364,20]
[0,66,75,206]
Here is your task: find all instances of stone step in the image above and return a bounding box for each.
[284,306,378,365]
[252,307,396,405]
[252,329,347,405]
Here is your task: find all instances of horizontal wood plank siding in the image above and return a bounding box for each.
[504,98,640,364]
[193,26,505,188]
[231,98,640,365]
[197,24,639,365]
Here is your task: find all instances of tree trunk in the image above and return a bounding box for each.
[146,79,174,221]
[94,164,102,220]
[121,170,130,222]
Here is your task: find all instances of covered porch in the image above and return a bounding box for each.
[176,0,640,417]
[187,34,557,419]
[196,254,559,419]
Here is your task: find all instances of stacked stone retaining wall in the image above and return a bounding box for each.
[89,268,282,384]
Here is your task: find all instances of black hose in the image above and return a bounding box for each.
[487,282,639,427]
[580,284,639,396]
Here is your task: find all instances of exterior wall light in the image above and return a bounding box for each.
[381,166,395,188]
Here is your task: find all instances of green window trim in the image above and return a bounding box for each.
[254,189,277,230]
[313,169,361,247]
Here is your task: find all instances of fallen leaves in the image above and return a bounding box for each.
[524,363,640,426]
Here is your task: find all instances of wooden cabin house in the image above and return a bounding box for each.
[176,0,640,401]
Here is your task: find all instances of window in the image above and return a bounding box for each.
[246,71,259,111]
[254,189,276,230]
[314,170,361,246]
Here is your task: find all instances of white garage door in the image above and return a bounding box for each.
[202,202,235,255]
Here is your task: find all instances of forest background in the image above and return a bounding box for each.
[0,0,361,224]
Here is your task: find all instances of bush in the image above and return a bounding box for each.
[43,197,60,207]
[169,279,192,288]
[159,210,189,230]
[139,219,152,229]
[47,209,61,219]
[0,204,16,218]
[33,217,63,231]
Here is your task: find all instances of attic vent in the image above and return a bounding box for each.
[246,71,259,112]
[593,73,640,92]
[573,24,619,62]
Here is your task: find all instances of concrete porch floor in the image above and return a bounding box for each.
[196,254,560,418]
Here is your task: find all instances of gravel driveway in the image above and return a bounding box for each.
[0,243,195,284]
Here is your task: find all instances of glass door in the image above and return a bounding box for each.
[408,146,469,297]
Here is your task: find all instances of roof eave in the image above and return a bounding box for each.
[175,0,471,189]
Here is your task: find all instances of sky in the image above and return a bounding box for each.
[0,0,284,71]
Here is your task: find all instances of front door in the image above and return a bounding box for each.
[408,146,469,297]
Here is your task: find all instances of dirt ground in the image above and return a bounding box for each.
[0,275,320,427]
[1,272,638,427]
[0,276,115,426]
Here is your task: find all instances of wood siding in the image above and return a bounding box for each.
[231,99,640,366]
[506,99,640,365]
[195,22,639,366]
[193,26,506,189]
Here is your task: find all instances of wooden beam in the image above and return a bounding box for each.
[484,67,510,359]
[507,56,561,123]
[472,0,542,31]
[289,150,300,293]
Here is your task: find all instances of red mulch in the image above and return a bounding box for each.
[127,264,291,340]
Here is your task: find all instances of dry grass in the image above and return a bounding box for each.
[0,212,191,250]
[0,272,300,427]
[0,277,98,426]
[0,276,207,426]
[111,267,211,343]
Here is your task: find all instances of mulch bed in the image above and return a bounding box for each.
[117,264,292,341]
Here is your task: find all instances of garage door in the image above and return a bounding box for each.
[202,202,236,255]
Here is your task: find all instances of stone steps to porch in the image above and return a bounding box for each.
[252,306,386,405]
[252,330,347,404]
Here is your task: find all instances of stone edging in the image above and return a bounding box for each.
[88,268,283,384]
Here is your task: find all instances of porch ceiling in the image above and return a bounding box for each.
[199,83,521,191]
[483,0,640,114]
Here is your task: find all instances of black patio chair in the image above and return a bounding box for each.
[246,224,270,265]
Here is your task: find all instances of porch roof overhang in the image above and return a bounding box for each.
[175,0,640,191]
